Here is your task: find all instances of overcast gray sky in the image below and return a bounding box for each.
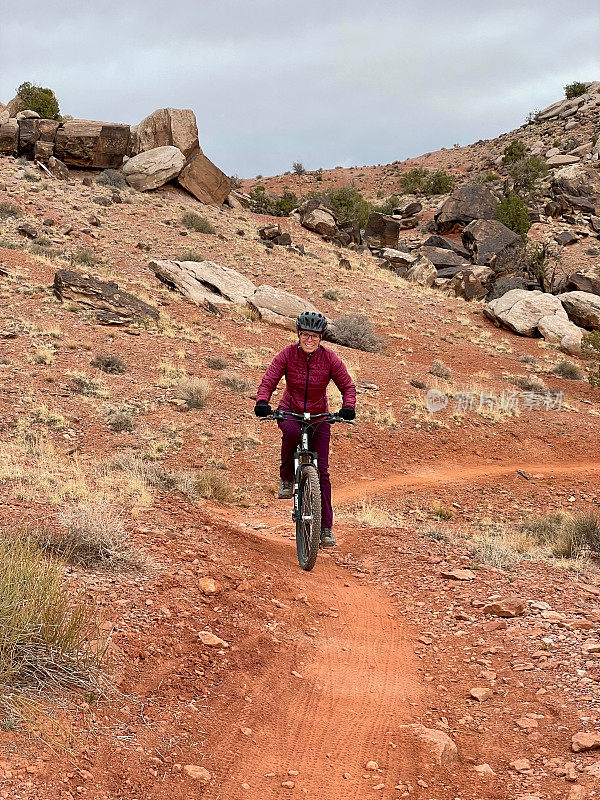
[2,0,598,177]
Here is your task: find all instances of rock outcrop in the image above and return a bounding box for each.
[54,120,130,168]
[249,285,320,330]
[149,259,256,305]
[177,150,232,205]
[122,146,186,191]
[130,107,199,159]
[434,183,498,231]
[462,219,524,271]
[53,269,159,325]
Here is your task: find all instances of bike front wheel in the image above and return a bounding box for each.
[295,465,322,571]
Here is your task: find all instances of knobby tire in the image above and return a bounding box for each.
[296,465,321,571]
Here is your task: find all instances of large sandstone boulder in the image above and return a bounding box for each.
[447,266,494,301]
[249,285,319,330]
[564,269,600,296]
[364,212,401,249]
[537,314,584,355]
[130,107,199,159]
[53,269,159,325]
[177,150,232,205]
[54,120,130,168]
[122,146,186,191]
[301,206,338,238]
[149,259,255,305]
[405,255,436,287]
[0,119,19,155]
[462,219,524,271]
[18,117,60,158]
[0,109,9,125]
[553,165,600,198]
[434,183,498,231]
[484,289,567,336]
[558,291,600,329]
[416,246,470,270]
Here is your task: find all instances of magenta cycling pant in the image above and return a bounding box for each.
[277,418,332,529]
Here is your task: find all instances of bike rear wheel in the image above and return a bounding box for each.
[295,465,322,571]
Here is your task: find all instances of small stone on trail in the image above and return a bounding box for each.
[474,763,495,776]
[183,765,211,783]
[365,761,379,770]
[572,731,600,752]
[441,568,475,581]
[198,577,221,595]
[470,687,492,702]
[197,631,228,648]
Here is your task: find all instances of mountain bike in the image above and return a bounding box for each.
[262,409,352,571]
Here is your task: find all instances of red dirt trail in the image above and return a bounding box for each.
[334,460,600,503]
[203,529,421,799]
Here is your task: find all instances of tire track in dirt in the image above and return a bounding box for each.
[204,531,421,799]
[334,460,600,503]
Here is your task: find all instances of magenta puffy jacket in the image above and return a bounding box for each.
[256,343,356,414]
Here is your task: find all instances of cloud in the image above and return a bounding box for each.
[1,0,598,176]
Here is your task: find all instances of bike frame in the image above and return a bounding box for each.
[262,409,343,521]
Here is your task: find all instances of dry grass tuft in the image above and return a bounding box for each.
[0,530,101,690]
[68,371,108,398]
[175,378,210,409]
[220,374,252,394]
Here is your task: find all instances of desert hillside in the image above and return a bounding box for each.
[0,81,599,800]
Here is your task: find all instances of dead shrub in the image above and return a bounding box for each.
[68,371,108,398]
[91,353,127,374]
[205,355,228,370]
[175,378,210,409]
[53,501,142,569]
[220,374,252,394]
[330,314,383,353]
[552,360,583,380]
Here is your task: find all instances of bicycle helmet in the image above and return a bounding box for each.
[296,311,327,334]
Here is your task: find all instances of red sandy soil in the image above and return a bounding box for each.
[0,148,599,800]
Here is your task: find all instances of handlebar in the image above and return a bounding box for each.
[261,409,353,425]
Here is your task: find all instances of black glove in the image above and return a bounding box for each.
[339,407,355,420]
[254,400,272,417]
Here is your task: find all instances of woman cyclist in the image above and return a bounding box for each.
[254,311,356,548]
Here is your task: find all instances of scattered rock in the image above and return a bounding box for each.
[469,687,492,702]
[482,597,527,618]
[249,285,320,331]
[53,268,159,325]
[441,569,475,581]
[405,255,436,287]
[197,631,228,648]
[572,731,600,753]
[198,577,221,595]
[364,212,402,249]
[183,765,211,784]
[398,724,458,766]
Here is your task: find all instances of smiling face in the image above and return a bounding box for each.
[298,330,322,355]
